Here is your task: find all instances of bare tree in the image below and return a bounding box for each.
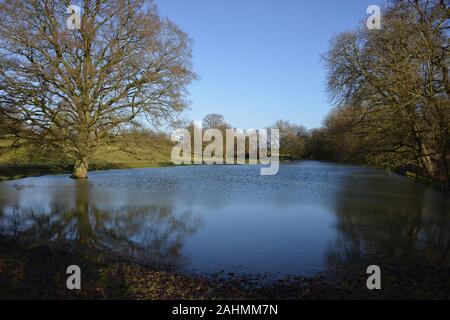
[202,113,228,129]
[324,0,449,182]
[0,0,196,178]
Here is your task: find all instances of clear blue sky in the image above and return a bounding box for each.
[156,0,386,130]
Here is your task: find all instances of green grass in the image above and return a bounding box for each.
[0,136,175,181]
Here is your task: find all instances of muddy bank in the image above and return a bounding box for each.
[0,237,448,300]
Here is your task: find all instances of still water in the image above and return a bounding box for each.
[0,161,449,276]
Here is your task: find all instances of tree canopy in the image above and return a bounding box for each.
[322,0,449,182]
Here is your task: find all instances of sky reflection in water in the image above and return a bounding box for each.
[0,161,448,276]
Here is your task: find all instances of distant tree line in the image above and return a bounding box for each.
[179,114,308,162]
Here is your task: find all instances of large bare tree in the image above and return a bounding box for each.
[324,0,449,182]
[0,0,195,178]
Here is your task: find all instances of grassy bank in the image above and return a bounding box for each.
[0,237,448,300]
[0,134,175,181]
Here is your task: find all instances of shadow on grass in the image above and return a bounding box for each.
[0,164,73,182]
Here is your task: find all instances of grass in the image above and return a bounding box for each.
[0,135,175,181]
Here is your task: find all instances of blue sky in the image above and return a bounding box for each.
[156,0,387,129]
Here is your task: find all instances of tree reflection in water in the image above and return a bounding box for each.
[0,180,202,269]
[326,174,450,270]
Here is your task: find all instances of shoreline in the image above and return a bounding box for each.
[0,236,448,300]
[0,162,176,182]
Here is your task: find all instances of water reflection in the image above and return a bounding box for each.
[326,172,450,270]
[0,162,449,276]
[0,180,202,269]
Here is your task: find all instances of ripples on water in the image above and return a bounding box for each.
[0,161,448,276]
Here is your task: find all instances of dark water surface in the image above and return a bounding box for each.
[0,161,448,276]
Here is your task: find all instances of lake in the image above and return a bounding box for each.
[0,161,449,277]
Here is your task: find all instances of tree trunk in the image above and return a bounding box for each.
[442,152,449,186]
[71,158,89,179]
[419,153,435,178]
[413,127,436,178]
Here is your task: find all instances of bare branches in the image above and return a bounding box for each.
[0,0,196,178]
[323,0,449,180]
